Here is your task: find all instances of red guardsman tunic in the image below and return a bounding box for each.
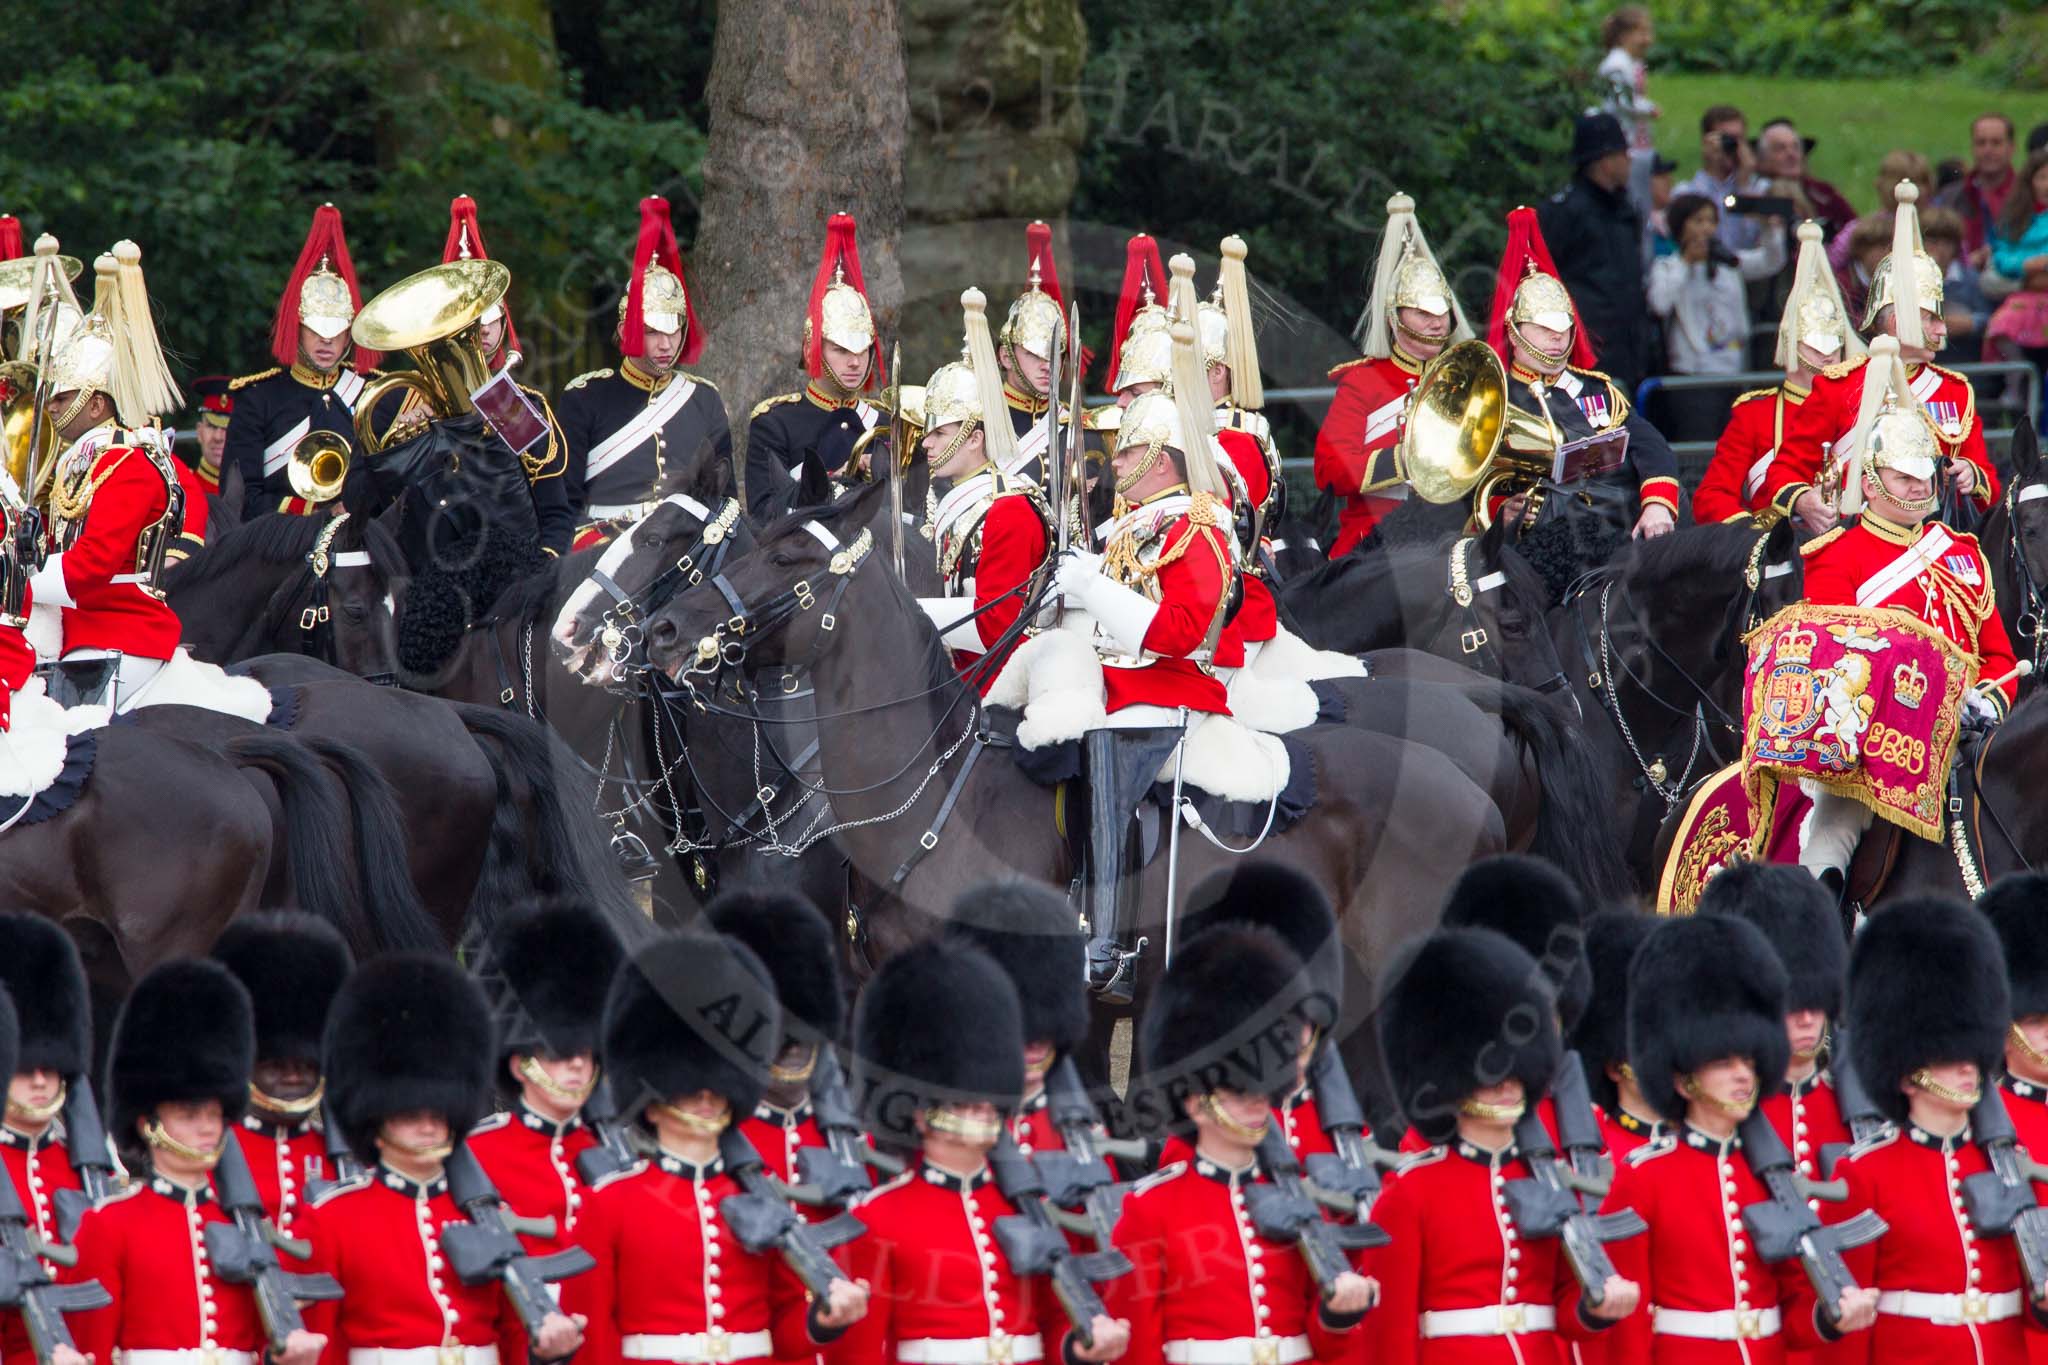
[1598,1127,1828,1363]
[235,1111,331,1236]
[464,1105,597,1257]
[1693,384,1808,525]
[1762,358,1998,517]
[1315,351,1424,559]
[1799,513,2018,713]
[1758,1073,1848,1191]
[926,469,1050,690]
[1215,411,1281,647]
[0,1125,82,1365]
[1596,1108,1665,1163]
[1999,1076,2048,1365]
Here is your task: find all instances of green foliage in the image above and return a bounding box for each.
[0,0,707,390]
[1073,0,1579,345]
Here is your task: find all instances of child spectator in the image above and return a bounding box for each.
[1596,6,1659,154]
[1984,149,2048,368]
[1648,192,1786,375]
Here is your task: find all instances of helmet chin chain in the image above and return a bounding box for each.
[1863,468,1938,517]
[930,417,980,477]
[1114,439,1164,495]
[1506,318,1570,372]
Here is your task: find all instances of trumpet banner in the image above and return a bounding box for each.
[1740,604,1974,843]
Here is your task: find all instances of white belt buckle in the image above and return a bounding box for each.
[1251,1341,1281,1365]
[1498,1304,1525,1334]
[1736,1309,1763,1340]
[439,1348,464,1365]
[1962,1289,1991,1324]
[704,1330,733,1363]
[985,1332,1012,1364]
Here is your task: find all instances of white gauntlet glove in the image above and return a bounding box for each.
[1053,549,1102,600]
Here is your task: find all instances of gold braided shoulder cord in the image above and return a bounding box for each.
[49,448,132,526]
[1104,490,1226,588]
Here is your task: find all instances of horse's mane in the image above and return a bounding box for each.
[1623,521,1762,587]
[1352,497,1472,553]
[479,546,601,627]
[758,477,884,543]
[166,511,406,592]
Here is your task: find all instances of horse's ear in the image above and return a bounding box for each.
[1477,511,1508,560]
[793,450,834,509]
[691,440,733,504]
[2011,418,2040,484]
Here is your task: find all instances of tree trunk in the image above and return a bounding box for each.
[692,0,909,489]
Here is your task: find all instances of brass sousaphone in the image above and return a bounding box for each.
[1395,338,1557,530]
[349,258,510,456]
[0,251,84,493]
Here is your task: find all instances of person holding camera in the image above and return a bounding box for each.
[1648,193,1786,376]
[1677,105,1771,252]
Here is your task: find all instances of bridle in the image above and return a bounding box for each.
[1434,536,1574,704]
[588,493,745,684]
[2002,479,2048,674]
[298,512,396,686]
[685,520,875,679]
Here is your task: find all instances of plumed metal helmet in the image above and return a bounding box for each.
[1509,270,1575,335]
[1862,251,1945,329]
[0,912,92,1075]
[921,359,982,434]
[1697,862,1846,1018]
[1439,854,1593,1035]
[326,954,495,1160]
[210,911,355,1065]
[946,879,1088,1055]
[707,889,846,1046]
[1867,403,1942,482]
[1392,240,1453,318]
[1196,299,1229,368]
[1848,896,2010,1125]
[1181,861,1344,1020]
[852,938,1023,1150]
[481,903,626,1069]
[1141,924,1324,1127]
[1112,323,1173,395]
[1627,915,1789,1124]
[603,932,781,1119]
[1378,927,1561,1145]
[617,263,687,336]
[1980,874,2048,1018]
[107,959,255,1144]
[1116,389,1185,455]
[1567,909,1661,1114]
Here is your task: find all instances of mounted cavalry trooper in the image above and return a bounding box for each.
[1764,181,2000,531]
[1693,222,1864,528]
[744,213,889,521]
[225,204,387,518]
[557,196,730,549]
[1788,336,2017,886]
[997,221,1075,488]
[1315,193,1477,558]
[911,287,1053,689]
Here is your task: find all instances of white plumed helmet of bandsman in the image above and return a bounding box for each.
[1356,192,1475,361]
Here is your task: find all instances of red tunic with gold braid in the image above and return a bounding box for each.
[1762,358,1998,517]
[297,1165,533,1365]
[1097,486,1234,716]
[1694,385,1808,525]
[1599,1127,1828,1364]
[1315,351,1425,558]
[1368,1138,1609,1365]
[562,1150,832,1365]
[37,426,182,659]
[928,470,1050,690]
[234,1112,330,1236]
[1821,1123,2042,1364]
[463,1105,597,1257]
[826,1160,1069,1365]
[1799,513,2019,713]
[0,587,32,732]
[0,1126,82,1365]
[1104,1153,1365,1365]
[62,1172,270,1365]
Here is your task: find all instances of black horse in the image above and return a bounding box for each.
[1980,420,2047,693]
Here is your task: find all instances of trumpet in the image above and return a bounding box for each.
[288,430,352,504]
[1395,338,1557,530]
[349,259,510,456]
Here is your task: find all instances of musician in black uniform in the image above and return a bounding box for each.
[556,196,729,548]
[225,204,396,520]
[995,221,1072,487]
[743,212,889,521]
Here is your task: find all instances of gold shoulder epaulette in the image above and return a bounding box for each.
[1821,356,1869,380]
[1326,357,1372,378]
[677,370,718,391]
[1929,361,1970,386]
[1732,388,1777,406]
[1570,364,1614,383]
[564,368,614,391]
[1799,526,1847,557]
[229,367,282,391]
[749,392,801,422]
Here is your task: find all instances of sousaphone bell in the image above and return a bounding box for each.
[349,258,510,456]
[1394,338,1558,530]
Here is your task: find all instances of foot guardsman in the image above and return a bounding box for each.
[1979,874,2048,1365]
[1569,910,1665,1157]
[209,912,355,1234]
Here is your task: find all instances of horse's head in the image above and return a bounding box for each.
[314,514,406,683]
[552,461,747,685]
[2004,423,2048,626]
[1465,518,1578,698]
[645,491,879,686]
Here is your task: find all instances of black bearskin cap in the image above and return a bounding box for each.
[211,912,355,1064]
[485,903,625,1067]
[108,959,255,1143]
[947,879,1088,1054]
[1140,924,1322,1131]
[1568,909,1660,1114]
[1699,862,1846,1017]
[603,932,781,1120]
[0,913,90,1075]
[1379,927,1561,1145]
[852,938,1023,1149]
[1849,896,2010,1124]
[1440,855,1592,1034]
[1627,915,1789,1124]
[1979,874,2048,1018]
[709,889,846,1045]
[326,954,495,1160]
[1181,861,1344,1015]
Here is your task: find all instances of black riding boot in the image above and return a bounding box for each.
[1080,726,1182,1006]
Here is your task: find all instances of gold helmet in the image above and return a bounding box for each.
[1839,335,1936,515]
[272,204,373,370]
[818,268,875,356]
[1776,220,1864,370]
[806,213,878,382]
[619,262,687,335]
[46,241,180,426]
[1868,403,1941,482]
[1359,194,1475,361]
[299,259,356,340]
[1000,221,1066,364]
[1509,270,1575,335]
[921,359,982,433]
[1861,180,1942,345]
[926,287,1018,476]
[1112,322,1173,394]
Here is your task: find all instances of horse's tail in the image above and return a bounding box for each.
[222,733,374,957]
[448,702,647,938]
[1488,683,1636,903]
[298,735,440,953]
[461,730,535,945]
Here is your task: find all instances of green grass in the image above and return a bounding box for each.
[1652,72,2048,217]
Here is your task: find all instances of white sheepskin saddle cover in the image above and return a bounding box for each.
[119,647,273,723]
[0,677,105,800]
[1221,624,1368,736]
[985,624,1290,804]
